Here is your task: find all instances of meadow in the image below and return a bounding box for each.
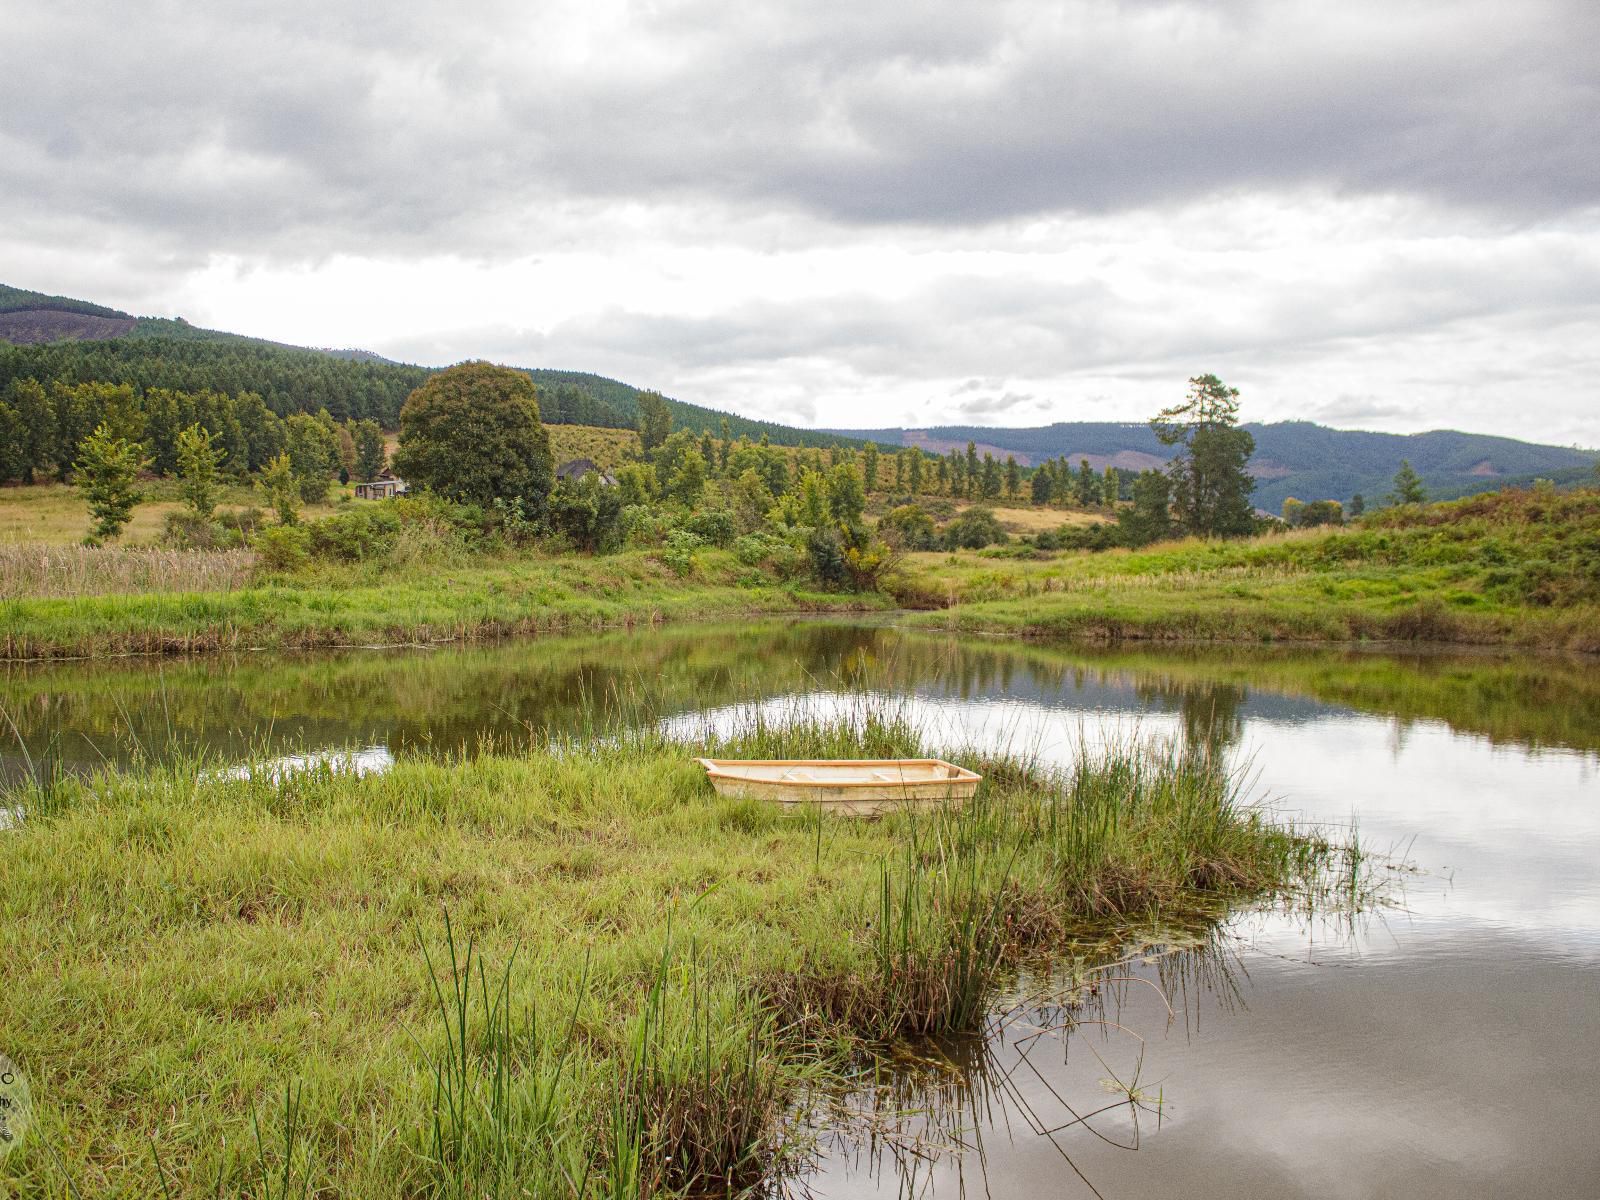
[0,709,1353,1198]
[894,486,1600,653]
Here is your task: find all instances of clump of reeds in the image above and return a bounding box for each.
[0,543,254,599]
[619,937,789,1195]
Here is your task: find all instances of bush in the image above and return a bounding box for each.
[1046,523,1121,552]
[732,531,808,580]
[659,529,703,577]
[681,508,737,548]
[805,525,850,588]
[942,508,1009,550]
[304,506,402,562]
[619,504,674,548]
[546,476,624,553]
[254,525,311,572]
[878,504,939,551]
[159,510,227,551]
[218,507,265,539]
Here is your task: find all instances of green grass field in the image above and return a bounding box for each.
[0,710,1352,1198]
[0,548,889,658]
[893,487,1600,653]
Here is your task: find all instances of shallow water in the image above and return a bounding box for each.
[4,618,1598,1196]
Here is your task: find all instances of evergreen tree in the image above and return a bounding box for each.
[260,452,299,525]
[636,391,673,454]
[862,441,879,491]
[1103,465,1119,503]
[826,462,866,523]
[980,453,1001,499]
[906,447,923,496]
[175,423,221,521]
[73,424,147,545]
[1030,464,1053,506]
[284,412,340,504]
[965,442,980,498]
[8,379,54,483]
[1348,492,1366,517]
[1387,460,1426,506]
[353,419,386,481]
[1075,457,1101,506]
[1003,455,1020,499]
[667,448,707,508]
[1117,469,1173,547]
[1151,374,1256,538]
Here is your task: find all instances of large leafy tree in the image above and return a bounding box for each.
[1151,374,1256,538]
[392,362,554,511]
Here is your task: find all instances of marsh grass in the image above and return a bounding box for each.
[0,705,1363,1197]
[0,544,254,599]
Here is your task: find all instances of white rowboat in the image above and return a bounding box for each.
[695,758,981,816]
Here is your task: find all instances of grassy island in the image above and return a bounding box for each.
[0,714,1349,1197]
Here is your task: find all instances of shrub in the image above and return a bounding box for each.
[304,506,402,562]
[159,510,226,551]
[879,504,939,551]
[942,508,1009,550]
[254,525,311,572]
[546,476,624,553]
[620,504,674,548]
[218,506,265,539]
[659,529,703,577]
[731,531,808,580]
[681,508,737,548]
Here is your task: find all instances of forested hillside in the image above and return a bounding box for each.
[836,420,1596,510]
[0,282,869,449]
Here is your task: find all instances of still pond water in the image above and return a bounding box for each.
[4,619,1598,1197]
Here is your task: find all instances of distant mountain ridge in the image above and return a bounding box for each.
[3,281,1592,505]
[828,421,1597,510]
[0,282,868,450]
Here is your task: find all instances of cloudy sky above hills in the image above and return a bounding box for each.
[3,0,1596,443]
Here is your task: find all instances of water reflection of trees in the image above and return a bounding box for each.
[5,621,1597,789]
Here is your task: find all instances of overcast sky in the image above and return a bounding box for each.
[3,0,1596,444]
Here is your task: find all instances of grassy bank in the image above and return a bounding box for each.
[0,549,888,659]
[894,486,1600,652]
[0,713,1349,1197]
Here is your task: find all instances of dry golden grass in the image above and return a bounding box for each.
[0,482,346,547]
[0,483,182,545]
[0,543,255,598]
[548,423,641,469]
[971,503,1114,533]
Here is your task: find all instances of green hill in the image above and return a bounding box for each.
[3,280,1591,497]
[0,282,868,449]
[833,420,1597,511]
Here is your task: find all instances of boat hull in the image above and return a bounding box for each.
[695,758,981,816]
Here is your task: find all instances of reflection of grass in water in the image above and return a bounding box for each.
[0,696,1363,1197]
[811,886,1390,1199]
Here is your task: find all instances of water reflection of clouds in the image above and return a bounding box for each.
[669,687,1600,946]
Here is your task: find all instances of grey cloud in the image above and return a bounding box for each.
[2,0,1596,259]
